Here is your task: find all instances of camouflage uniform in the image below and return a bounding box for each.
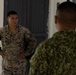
[29,29,76,75]
[0,25,36,75]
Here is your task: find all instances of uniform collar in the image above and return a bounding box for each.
[5,25,20,34]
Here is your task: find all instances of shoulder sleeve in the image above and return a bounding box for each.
[29,41,48,75]
[23,27,37,58]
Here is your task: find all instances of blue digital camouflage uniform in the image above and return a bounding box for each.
[29,29,76,75]
[0,25,37,75]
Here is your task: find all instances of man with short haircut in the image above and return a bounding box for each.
[29,1,76,75]
[0,11,37,75]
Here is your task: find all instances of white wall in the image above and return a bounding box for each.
[0,0,4,75]
[0,0,4,27]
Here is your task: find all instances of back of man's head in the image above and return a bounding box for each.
[56,1,76,26]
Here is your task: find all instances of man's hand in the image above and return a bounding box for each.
[18,52,25,60]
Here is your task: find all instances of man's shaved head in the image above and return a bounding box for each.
[56,1,76,26]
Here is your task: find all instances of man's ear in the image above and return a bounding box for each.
[55,15,57,24]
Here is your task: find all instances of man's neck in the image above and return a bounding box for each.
[8,24,17,32]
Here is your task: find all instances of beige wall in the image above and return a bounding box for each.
[0,0,4,27]
[0,0,4,74]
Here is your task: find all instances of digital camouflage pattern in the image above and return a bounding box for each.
[0,25,37,75]
[29,29,76,75]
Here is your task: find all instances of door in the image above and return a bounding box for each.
[4,0,49,45]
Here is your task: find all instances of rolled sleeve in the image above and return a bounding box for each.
[29,41,48,75]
